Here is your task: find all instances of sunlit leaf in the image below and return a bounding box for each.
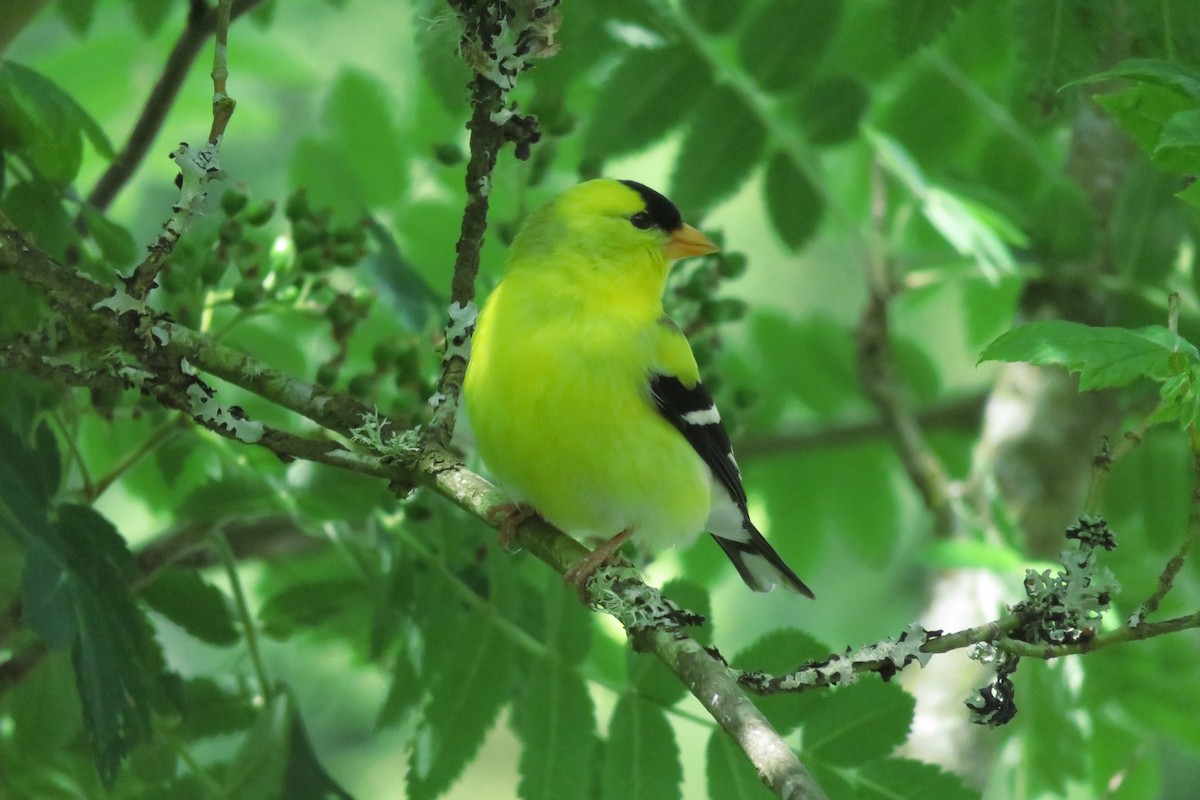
[869,130,1022,280]
[979,321,1199,390]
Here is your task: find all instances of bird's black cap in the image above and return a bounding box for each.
[619,179,683,232]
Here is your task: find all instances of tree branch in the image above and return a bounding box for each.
[424,1,549,448]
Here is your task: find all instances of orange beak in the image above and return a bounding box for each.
[663,224,719,261]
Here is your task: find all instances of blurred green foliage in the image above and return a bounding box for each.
[3,0,1200,799]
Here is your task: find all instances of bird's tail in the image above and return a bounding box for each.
[711,524,813,597]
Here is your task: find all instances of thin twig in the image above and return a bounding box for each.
[86,0,265,214]
[855,160,955,531]
[123,0,239,301]
[212,532,274,701]
[424,1,548,448]
[996,610,1200,658]
[81,417,188,502]
[736,394,985,460]
[1129,449,1200,624]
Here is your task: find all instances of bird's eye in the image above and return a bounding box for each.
[629,211,654,230]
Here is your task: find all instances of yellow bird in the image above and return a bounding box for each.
[463,179,811,596]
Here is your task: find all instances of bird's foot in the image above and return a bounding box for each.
[486,501,538,551]
[564,529,632,603]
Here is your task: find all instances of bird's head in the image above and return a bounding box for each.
[508,179,719,296]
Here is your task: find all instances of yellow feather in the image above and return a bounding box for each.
[464,179,710,549]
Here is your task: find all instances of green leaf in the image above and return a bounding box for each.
[78,205,138,270]
[801,680,915,767]
[407,599,515,800]
[223,693,353,800]
[365,217,442,332]
[796,76,870,146]
[1017,664,1085,794]
[923,538,1025,572]
[1016,0,1102,111]
[855,757,977,800]
[1089,716,1161,800]
[0,61,113,185]
[670,86,766,219]
[582,44,711,163]
[535,571,594,663]
[139,567,238,647]
[869,130,1022,279]
[416,15,472,113]
[126,0,175,35]
[747,313,859,417]
[979,321,1199,390]
[258,578,367,640]
[176,677,258,740]
[706,729,774,799]
[1103,429,1192,554]
[8,649,85,755]
[0,179,76,261]
[682,0,739,33]
[16,504,157,786]
[377,636,422,731]
[1177,176,1200,210]
[291,69,408,213]
[1072,57,1200,101]
[1093,85,1196,173]
[511,660,598,800]
[56,0,96,34]
[178,475,282,522]
[890,0,976,55]
[30,421,61,505]
[601,695,682,800]
[1154,108,1200,173]
[291,464,393,522]
[738,0,843,93]
[763,151,823,251]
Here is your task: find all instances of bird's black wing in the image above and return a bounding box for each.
[648,372,813,596]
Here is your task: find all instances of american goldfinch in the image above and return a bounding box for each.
[463,179,812,596]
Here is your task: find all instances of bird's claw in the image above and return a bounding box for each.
[486,501,538,551]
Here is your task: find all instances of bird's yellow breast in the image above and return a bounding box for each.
[463,273,710,549]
